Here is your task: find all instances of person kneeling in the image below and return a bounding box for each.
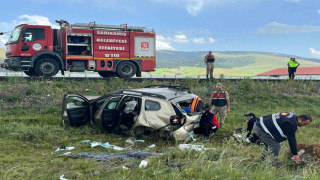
[194,104,220,141]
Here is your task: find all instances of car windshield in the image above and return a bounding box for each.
[7,28,21,44]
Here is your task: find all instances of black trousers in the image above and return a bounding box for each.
[288,67,297,79]
[194,123,218,137]
[249,133,260,143]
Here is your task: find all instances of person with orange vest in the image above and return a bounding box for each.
[204,51,215,79]
[210,83,230,128]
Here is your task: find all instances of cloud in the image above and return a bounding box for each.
[0,15,59,48]
[284,0,300,2]
[151,0,261,16]
[157,33,215,49]
[158,33,190,43]
[156,35,175,50]
[172,34,189,43]
[0,36,8,48]
[18,15,59,29]
[151,0,209,16]
[309,48,320,57]
[193,37,215,44]
[257,22,320,33]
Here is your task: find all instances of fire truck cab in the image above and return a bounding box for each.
[1,20,156,78]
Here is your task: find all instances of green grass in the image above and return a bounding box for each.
[1,78,320,179]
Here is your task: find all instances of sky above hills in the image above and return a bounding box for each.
[1,0,320,58]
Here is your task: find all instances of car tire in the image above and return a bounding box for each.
[24,68,38,76]
[98,71,116,78]
[116,61,136,79]
[35,58,59,77]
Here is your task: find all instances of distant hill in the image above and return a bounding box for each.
[155,50,320,76]
[156,50,320,68]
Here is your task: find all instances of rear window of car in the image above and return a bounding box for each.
[145,100,160,111]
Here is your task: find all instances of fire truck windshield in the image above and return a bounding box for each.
[7,28,21,44]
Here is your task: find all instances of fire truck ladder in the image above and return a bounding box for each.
[71,23,146,32]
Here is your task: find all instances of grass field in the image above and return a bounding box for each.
[150,53,320,76]
[0,78,320,179]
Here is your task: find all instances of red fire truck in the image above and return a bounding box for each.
[0,20,156,78]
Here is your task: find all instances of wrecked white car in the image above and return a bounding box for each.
[62,85,204,141]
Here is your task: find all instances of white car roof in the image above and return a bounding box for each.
[133,87,197,102]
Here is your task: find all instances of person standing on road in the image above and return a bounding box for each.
[287,57,300,79]
[204,51,215,79]
[210,83,230,128]
[253,112,312,166]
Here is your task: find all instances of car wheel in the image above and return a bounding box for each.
[35,58,59,77]
[98,71,116,78]
[116,61,136,79]
[24,68,38,76]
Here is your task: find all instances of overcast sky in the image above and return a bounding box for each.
[1,0,320,58]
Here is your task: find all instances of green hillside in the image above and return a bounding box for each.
[154,51,320,76]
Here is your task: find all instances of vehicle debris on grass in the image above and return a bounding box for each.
[82,140,127,151]
[60,150,162,161]
[139,160,148,168]
[178,144,216,151]
[55,146,75,152]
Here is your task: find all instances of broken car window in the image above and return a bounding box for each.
[105,97,121,110]
[66,96,87,109]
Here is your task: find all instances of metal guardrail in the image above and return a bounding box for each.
[0,71,320,81]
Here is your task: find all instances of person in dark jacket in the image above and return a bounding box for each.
[244,113,260,143]
[253,112,312,166]
[194,104,220,140]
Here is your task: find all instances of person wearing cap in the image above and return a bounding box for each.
[244,113,260,143]
[204,51,215,79]
[210,83,230,128]
[193,104,219,140]
[253,112,312,166]
[287,57,300,79]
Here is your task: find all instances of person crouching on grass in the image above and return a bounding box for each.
[193,104,220,141]
[253,112,312,167]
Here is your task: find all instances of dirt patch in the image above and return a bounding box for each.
[288,144,320,164]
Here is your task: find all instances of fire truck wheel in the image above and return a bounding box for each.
[24,68,38,76]
[35,58,59,77]
[98,71,116,78]
[116,62,136,79]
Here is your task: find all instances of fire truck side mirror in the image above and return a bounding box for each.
[0,32,4,35]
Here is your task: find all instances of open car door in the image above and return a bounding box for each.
[62,94,91,128]
[94,95,123,133]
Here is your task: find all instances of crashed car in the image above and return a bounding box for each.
[62,85,204,140]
